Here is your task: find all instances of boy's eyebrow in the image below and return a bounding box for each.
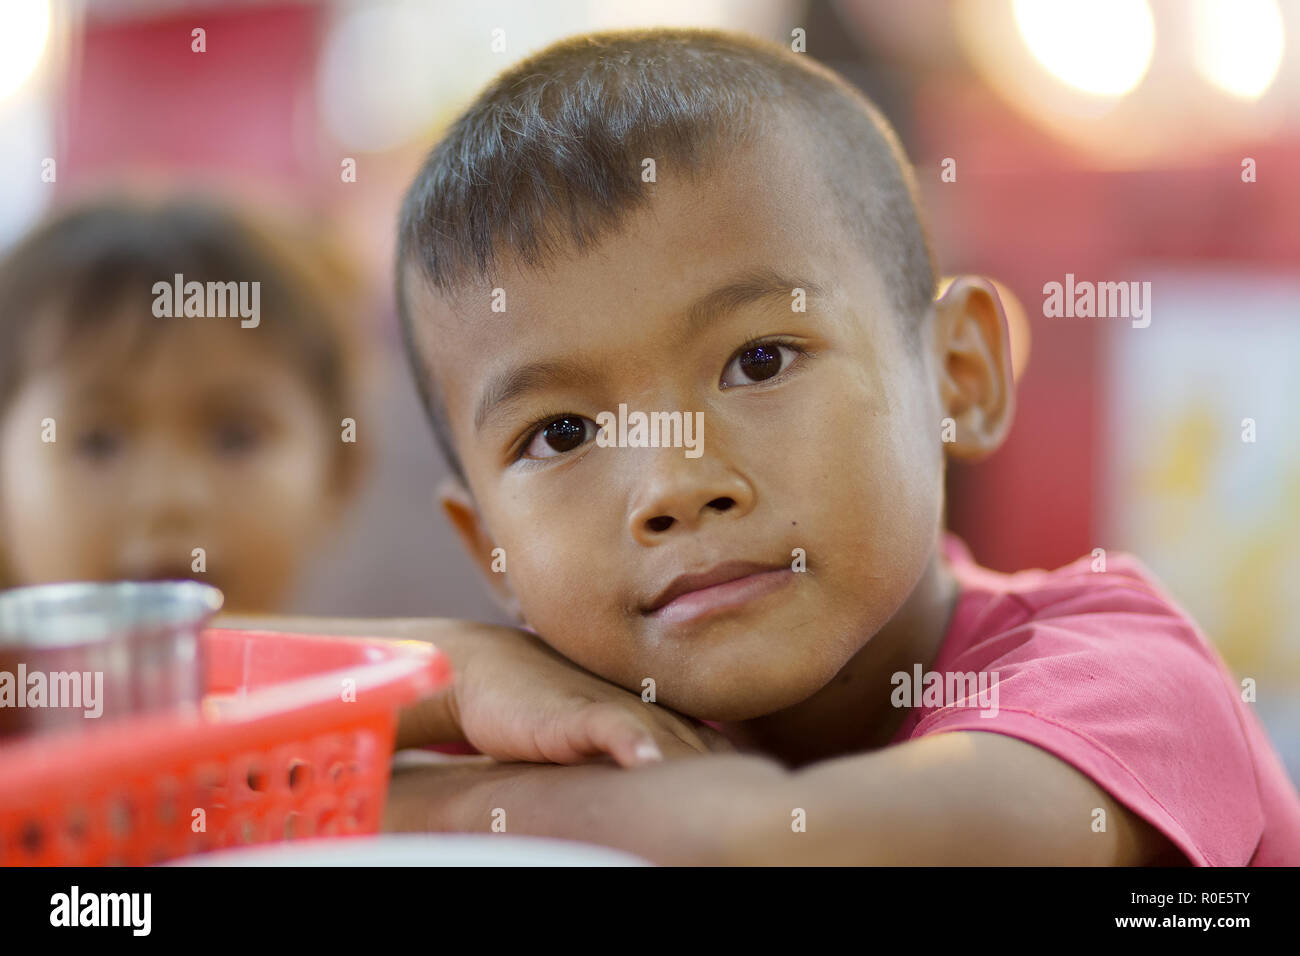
[475,360,602,433]
[681,269,824,337]
[473,269,824,434]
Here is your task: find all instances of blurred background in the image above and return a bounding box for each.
[0,0,1296,778]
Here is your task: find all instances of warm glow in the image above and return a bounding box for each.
[1192,0,1284,100]
[1012,0,1155,97]
[0,0,50,101]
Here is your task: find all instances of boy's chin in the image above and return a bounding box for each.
[623,611,872,721]
[659,662,844,724]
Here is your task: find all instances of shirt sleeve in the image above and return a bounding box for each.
[906,584,1265,866]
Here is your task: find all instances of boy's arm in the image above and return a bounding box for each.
[384,731,1173,866]
[212,613,731,762]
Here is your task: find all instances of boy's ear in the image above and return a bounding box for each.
[437,476,523,623]
[932,276,1016,460]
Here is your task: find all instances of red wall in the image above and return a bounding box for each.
[61,3,322,191]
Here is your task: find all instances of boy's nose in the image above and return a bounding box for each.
[627,452,754,544]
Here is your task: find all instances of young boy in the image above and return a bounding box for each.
[0,196,363,612]
[231,29,1300,865]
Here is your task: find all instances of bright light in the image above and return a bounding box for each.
[0,0,50,100]
[1013,0,1155,97]
[317,5,442,152]
[1192,0,1284,100]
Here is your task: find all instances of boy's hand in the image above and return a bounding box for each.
[397,621,734,767]
[402,621,736,765]
[213,614,733,768]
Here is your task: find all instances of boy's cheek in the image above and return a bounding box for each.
[501,548,642,684]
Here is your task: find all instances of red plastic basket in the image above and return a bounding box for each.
[0,628,450,866]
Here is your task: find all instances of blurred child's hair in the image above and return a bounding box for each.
[395,27,936,482]
[0,194,363,432]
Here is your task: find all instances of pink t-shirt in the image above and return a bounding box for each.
[886,533,1300,866]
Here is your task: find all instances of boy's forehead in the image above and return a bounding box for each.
[410,128,892,421]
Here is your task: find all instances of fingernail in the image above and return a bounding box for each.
[634,741,663,763]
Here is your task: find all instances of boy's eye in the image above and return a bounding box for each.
[720,342,800,388]
[521,415,595,459]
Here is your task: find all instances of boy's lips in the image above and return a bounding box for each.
[643,560,795,625]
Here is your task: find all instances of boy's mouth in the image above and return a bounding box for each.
[642,560,795,626]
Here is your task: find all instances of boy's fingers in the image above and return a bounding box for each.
[694,723,737,753]
[655,716,712,754]
[572,704,698,767]
[394,690,461,750]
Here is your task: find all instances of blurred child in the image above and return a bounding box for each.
[0,196,363,612]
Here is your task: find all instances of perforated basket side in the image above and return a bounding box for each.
[0,630,450,865]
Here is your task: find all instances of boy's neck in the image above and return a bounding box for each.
[718,545,961,767]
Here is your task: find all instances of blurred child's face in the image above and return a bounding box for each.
[0,314,343,612]
[412,132,949,721]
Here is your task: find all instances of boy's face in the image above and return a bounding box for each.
[410,132,959,721]
[0,314,344,612]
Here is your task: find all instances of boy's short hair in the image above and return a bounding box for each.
[396,27,937,481]
[0,195,361,431]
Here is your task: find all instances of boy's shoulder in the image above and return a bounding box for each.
[913,534,1300,866]
[939,532,1200,651]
